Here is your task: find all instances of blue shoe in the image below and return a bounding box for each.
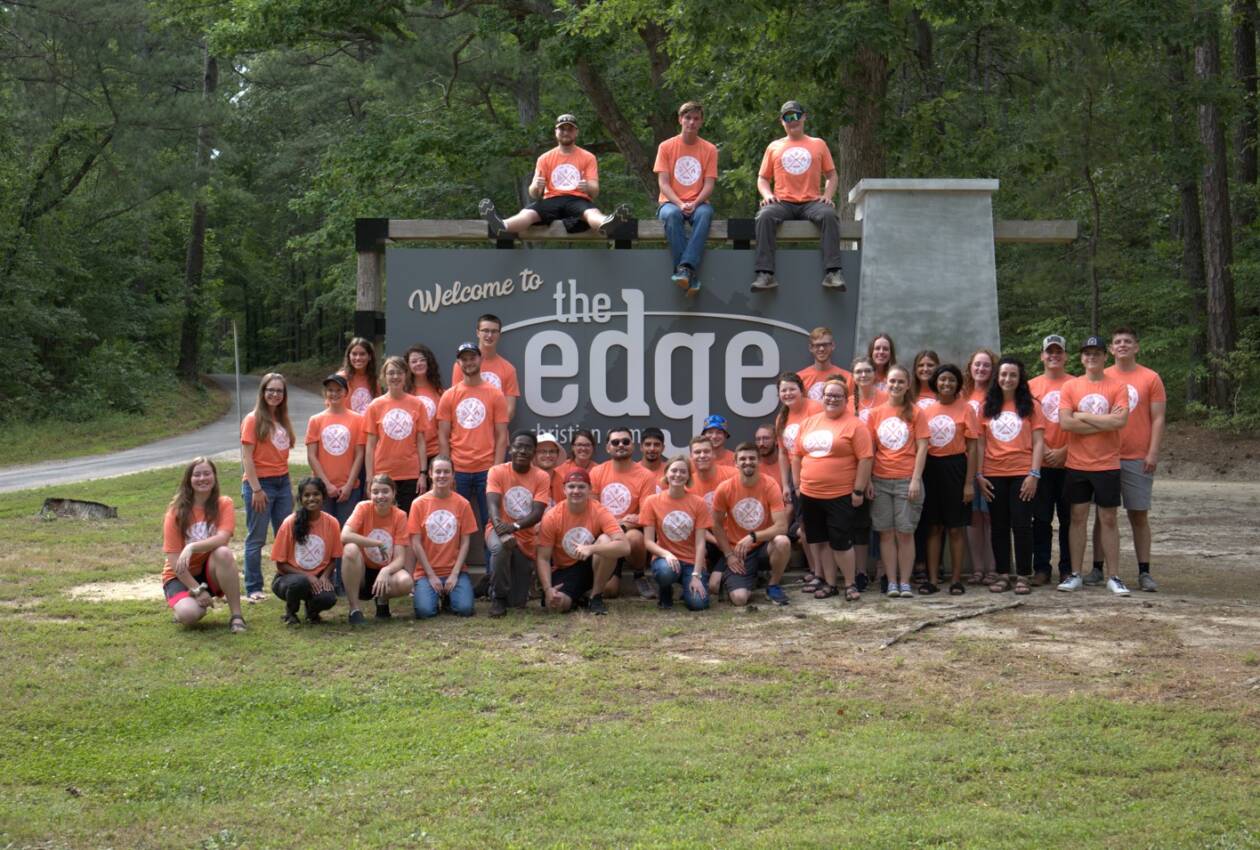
[766,584,789,606]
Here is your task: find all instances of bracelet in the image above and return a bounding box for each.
[750,531,757,543]
[1028,470,1041,479]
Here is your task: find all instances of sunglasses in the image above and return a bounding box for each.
[781,111,803,122]
[608,438,632,447]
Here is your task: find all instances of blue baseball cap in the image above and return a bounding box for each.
[701,414,729,436]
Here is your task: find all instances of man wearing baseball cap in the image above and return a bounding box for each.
[1056,335,1130,596]
[480,113,629,238]
[533,431,565,505]
[751,100,845,292]
[1028,334,1073,585]
[535,468,630,615]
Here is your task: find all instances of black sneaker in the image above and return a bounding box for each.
[375,600,392,620]
[597,203,631,236]
[306,612,323,625]
[489,598,508,618]
[855,573,869,592]
[479,198,507,237]
[879,575,889,595]
[588,594,609,615]
[281,612,301,627]
[348,609,365,626]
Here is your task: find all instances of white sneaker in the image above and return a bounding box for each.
[1057,573,1083,592]
[1106,576,1131,596]
[887,583,900,598]
[899,583,914,598]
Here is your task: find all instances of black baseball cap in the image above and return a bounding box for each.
[1079,335,1107,352]
[555,113,578,128]
[780,100,805,118]
[457,341,481,356]
[322,373,348,390]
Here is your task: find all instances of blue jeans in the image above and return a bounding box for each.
[413,573,474,618]
[658,202,713,271]
[651,558,710,610]
[242,474,292,595]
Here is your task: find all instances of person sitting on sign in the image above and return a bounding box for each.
[486,431,551,617]
[340,474,414,625]
[711,442,792,607]
[655,100,717,295]
[447,314,519,421]
[751,100,845,292]
[534,469,629,616]
[408,456,479,618]
[590,427,659,600]
[480,113,629,237]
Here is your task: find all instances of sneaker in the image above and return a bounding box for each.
[899,583,914,598]
[1083,566,1105,586]
[587,594,609,615]
[479,198,507,237]
[1106,576,1131,596]
[657,585,674,609]
[750,272,778,291]
[1138,573,1158,592]
[488,598,508,618]
[821,269,847,290]
[635,575,658,600]
[671,265,692,290]
[657,597,674,610]
[597,204,631,236]
[306,612,323,624]
[375,599,392,619]
[282,612,301,627]
[348,609,365,626]
[685,278,702,299]
[880,576,889,595]
[1057,573,1083,592]
[887,582,900,599]
[766,585,789,606]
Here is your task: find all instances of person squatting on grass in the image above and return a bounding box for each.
[535,469,629,615]
[710,442,792,607]
[270,477,342,625]
[340,474,413,625]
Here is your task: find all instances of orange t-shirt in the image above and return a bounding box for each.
[1029,373,1073,451]
[340,371,375,416]
[537,500,622,568]
[639,491,712,564]
[590,461,656,523]
[448,353,519,399]
[791,411,874,499]
[798,365,855,403]
[779,399,823,457]
[867,404,929,480]
[410,385,443,457]
[487,462,551,559]
[161,495,236,583]
[407,490,477,577]
[914,389,937,411]
[536,145,598,200]
[304,409,366,490]
[271,512,343,575]
[711,447,736,468]
[758,135,836,203]
[1105,364,1166,460]
[712,474,785,545]
[240,412,291,480]
[980,401,1047,477]
[344,501,409,569]
[654,134,718,205]
[436,382,509,472]
[923,398,979,458]
[966,388,988,418]
[856,390,888,424]
[759,455,784,489]
[687,465,738,518]
[365,393,428,481]
[1060,376,1128,472]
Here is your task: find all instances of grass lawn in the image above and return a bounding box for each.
[0,378,230,468]
[1,467,1258,849]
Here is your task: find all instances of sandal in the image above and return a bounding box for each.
[989,575,1012,593]
[801,576,823,593]
[845,584,861,602]
[229,615,247,634]
[968,571,985,585]
[1013,577,1031,595]
[813,583,838,599]
[949,581,966,595]
[918,582,939,595]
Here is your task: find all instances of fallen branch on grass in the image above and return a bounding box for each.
[879,600,1025,650]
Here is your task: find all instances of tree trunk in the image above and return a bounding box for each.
[1234,0,1258,231]
[1196,21,1240,409]
[574,56,656,199]
[837,43,888,221]
[1169,45,1209,403]
[176,44,217,382]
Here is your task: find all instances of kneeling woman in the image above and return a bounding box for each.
[162,457,245,633]
[407,456,478,617]
[270,477,343,625]
[341,474,414,624]
[640,456,713,611]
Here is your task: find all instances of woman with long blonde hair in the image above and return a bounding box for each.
[241,372,295,602]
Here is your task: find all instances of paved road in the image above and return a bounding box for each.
[0,374,327,494]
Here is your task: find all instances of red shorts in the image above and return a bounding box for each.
[163,569,223,608]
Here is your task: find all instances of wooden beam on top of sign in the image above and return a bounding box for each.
[993,219,1077,244]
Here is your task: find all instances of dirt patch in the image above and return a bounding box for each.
[1160,422,1260,481]
[66,578,163,602]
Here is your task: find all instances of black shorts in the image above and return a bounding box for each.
[851,497,871,540]
[550,560,595,601]
[722,543,772,592]
[922,453,972,529]
[357,566,383,600]
[799,492,857,551]
[527,196,597,231]
[1066,468,1122,508]
[705,541,725,573]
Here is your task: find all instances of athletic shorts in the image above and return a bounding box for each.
[163,572,222,608]
[870,476,924,533]
[799,492,857,551]
[1066,468,1122,508]
[705,541,725,573]
[357,566,383,601]
[722,543,772,592]
[1119,458,1154,511]
[922,454,972,529]
[526,196,597,231]
[550,560,595,601]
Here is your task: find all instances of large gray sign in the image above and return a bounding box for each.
[386,248,860,453]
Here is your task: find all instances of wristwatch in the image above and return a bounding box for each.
[193,582,209,597]
[512,521,521,531]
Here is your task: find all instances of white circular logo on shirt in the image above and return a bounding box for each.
[455,398,486,429]
[1126,383,1139,411]
[418,395,436,420]
[662,510,694,542]
[294,535,326,570]
[482,371,503,390]
[425,509,458,545]
[989,411,1024,443]
[562,526,594,558]
[350,388,372,414]
[367,528,393,561]
[877,417,910,451]
[802,429,833,457]
[782,423,802,452]
[732,497,765,531]
[381,408,413,441]
[673,155,702,186]
[704,491,717,509]
[807,384,826,402]
[186,521,212,543]
[782,146,812,175]
[504,486,534,520]
[600,482,632,516]
[321,424,351,456]
[859,407,874,423]
[1080,393,1110,415]
[916,397,934,410]
[270,425,290,451]
[928,414,956,448]
[1040,391,1061,424]
[551,163,581,191]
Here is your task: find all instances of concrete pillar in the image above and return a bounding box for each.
[849,179,1000,366]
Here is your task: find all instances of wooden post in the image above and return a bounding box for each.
[355,218,388,352]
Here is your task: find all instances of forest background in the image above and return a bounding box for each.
[2,0,1257,430]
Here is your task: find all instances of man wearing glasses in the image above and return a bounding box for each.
[797,326,855,402]
[590,427,658,599]
[449,314,518,421]
[751,100,845,292]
